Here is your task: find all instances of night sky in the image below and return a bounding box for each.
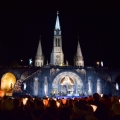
[0,2,119,68]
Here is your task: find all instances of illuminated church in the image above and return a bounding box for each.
[21,12,116,97]
[35,12,84,67]
[0,12,119,97]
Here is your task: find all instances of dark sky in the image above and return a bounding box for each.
[0,2,120,68]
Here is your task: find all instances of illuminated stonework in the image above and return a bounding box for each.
[34,77,39,96]
[52,72,83,95]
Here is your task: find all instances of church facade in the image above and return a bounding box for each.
[17,12,117,98]
[0,12,119,97]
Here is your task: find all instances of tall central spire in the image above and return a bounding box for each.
[51,11,64,66]
[55,11,60,30]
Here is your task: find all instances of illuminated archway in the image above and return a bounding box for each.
[1,73,16,94]
[52,72,83,95]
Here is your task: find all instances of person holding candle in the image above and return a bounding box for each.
[111,102,120,120]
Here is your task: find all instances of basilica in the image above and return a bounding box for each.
[0,12,118,97]
[34,12,84,67]
[19,12,117,97]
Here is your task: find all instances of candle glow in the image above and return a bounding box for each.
[90,105,97,112]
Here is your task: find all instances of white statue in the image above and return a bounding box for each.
[29,58,33,65]
[23,82,27,90]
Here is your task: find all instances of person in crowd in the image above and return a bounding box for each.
[111,102,120,120]
[0,97,14,120]
[90,93,108,120]
[0,93,120,120]
[11,98,26,120]
[70,100,97,120]
[57,106,72,120]
[100,94,112,119]
[31,99,44,120]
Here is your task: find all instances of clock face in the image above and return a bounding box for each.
[56,55,60,58]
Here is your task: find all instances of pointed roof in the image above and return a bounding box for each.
[46,60,48,65]
[55,11,60,30]
[76,40,83,57]
[36,40,42,56]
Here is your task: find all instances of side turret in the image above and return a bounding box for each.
[35,39,44,67]
[74,40,84,67]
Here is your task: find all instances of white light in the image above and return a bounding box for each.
[55,16,60,30]
[29,58,33,65]
[119,99,120,103]
[23,82,27,90]
[21,60,23,62]
[101,61,103,67]
[101,94,103,97]
[116,83,119,90]
[97,62,99,65]
[53,98,57,101]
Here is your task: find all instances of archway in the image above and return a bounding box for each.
[1,72,16,96]
[52,72,83,96]
[115,75,120,84]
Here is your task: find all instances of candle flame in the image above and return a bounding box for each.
[56,101,60,107]
[22,98,28,105]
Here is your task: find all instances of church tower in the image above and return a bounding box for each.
[74,40,84,67]
[35,39,44,67]
[50,12,64,66]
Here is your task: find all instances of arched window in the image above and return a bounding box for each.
[58,38,60,47]
[56,38,57,46]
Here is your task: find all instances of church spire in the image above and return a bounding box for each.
[55,11,60,30]
[76,40,83,57]
[35,36,44,67]
[51,12,64,66]
[74,37,84,67]
[36,40,42,56]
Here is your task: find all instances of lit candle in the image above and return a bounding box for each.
[43,99,48,106]
[101,94,103,97]
[90,105,97,112]
[62,98,66,105]
[56,101,60,107]
[22,98,28,105]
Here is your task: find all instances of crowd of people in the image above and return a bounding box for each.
[0,93,120,120]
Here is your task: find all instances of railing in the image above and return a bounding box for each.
[14,69,41,92]
[24,69,41,82]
